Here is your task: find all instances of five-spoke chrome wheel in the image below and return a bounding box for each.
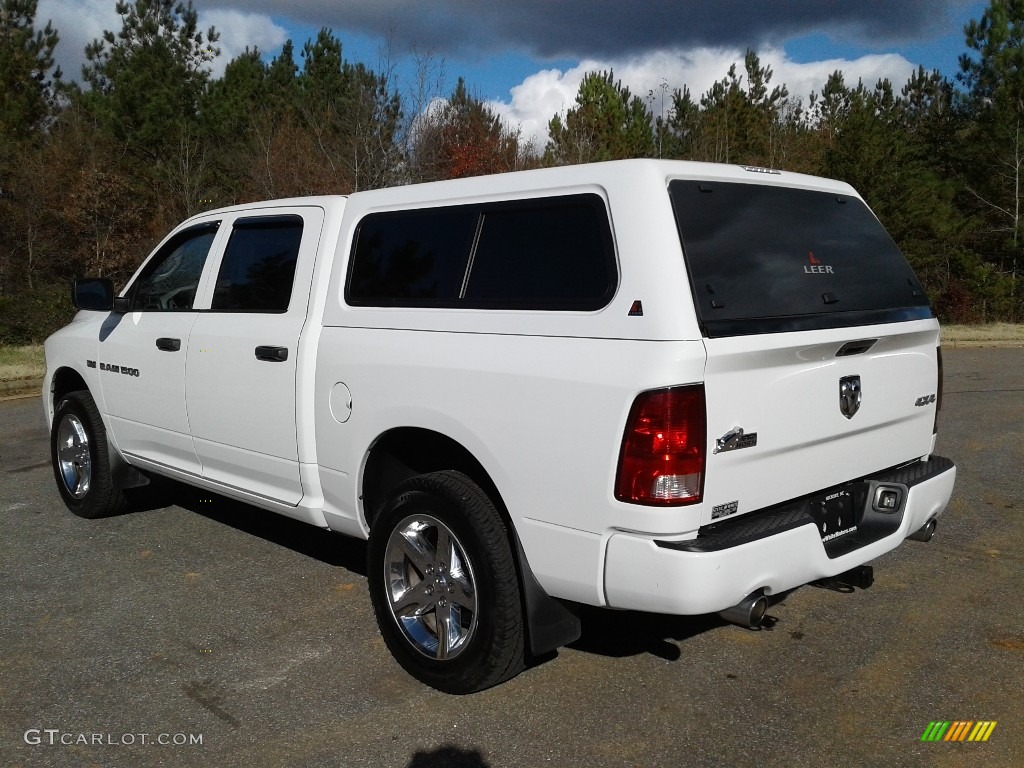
[56,413,92,499]
[384,514,479,660]
[368,471,525,693]
[50,391,127,518]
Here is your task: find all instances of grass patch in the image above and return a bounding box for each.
[0,344,45,382]
[942,323,1024,346]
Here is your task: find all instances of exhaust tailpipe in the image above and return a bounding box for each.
[718,593,768,628]
[908,518,937,542]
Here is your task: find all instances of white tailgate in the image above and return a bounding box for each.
[700,320,941,526]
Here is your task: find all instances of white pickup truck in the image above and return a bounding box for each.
[44,159,956,693]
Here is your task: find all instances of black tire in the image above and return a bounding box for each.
[50,390,128,519]
[367,470,525,694]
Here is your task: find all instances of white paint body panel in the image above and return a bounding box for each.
[604,464,957,614]
[96,311,202,474]
[185,206,325,504]
[313,329,708,601]
[700,321,941,526]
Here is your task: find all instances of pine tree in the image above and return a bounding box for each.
[545,70,654,165]
[80,0,219,219]
[0,0,61,142]
[958,0,1024,315]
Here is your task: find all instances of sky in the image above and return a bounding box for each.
[36,0,990,145]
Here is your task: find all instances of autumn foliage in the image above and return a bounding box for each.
[1,0,1023,342]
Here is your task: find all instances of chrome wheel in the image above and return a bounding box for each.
[384,513,478,660]
[51,391,128,519]
[56,413,91,499]
[369,472,525,692]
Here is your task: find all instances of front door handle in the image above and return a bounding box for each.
[255,345,288,362]
[156,337,181,352]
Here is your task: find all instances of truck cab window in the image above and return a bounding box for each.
[132,224,219,311]
[211,216,304,312]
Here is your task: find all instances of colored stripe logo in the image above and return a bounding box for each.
[921,721,997,742]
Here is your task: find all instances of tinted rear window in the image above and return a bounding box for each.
[347,194,616,310]
[347,207,476,303]
[669,180,932,337]
[212,216,304,312]
[464,203,614,305]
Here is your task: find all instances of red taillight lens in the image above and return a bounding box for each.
[935,345,944,434]
[615,385,706,506]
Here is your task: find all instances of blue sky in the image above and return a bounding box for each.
[280,3,987,104]
[39,1,991,143]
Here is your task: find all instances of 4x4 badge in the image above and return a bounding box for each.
[839,375,862,419]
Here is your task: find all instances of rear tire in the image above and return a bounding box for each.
[367,471,525,694]
[51,390,128,519]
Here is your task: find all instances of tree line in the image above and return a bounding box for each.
[1,0,1022,343]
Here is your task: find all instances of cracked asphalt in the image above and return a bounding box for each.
[1,347,1022,768]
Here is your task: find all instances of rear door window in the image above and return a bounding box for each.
[669,180,932,337]
[211,215,304,312]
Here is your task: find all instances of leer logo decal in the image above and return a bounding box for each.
[804,251,834,274]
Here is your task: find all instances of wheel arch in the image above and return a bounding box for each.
[50,366,89,411]
[48,366,148,491]
[362,427,581,657]
[362,427,498,530]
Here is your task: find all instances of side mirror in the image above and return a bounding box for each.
[72,278,114,311]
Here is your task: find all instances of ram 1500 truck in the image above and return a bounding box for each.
[44,159,956,693]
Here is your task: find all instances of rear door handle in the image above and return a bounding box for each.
[156,337,181,352]
[255,345,288,362]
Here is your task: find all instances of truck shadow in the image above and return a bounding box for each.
[127,477,368,576]
[566,605,784,661]
[126,478,803,665]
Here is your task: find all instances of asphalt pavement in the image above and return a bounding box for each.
[1,348,1022,768]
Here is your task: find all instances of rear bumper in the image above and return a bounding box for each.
[603,456,956,615]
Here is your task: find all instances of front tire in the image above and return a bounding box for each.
[51,390,127,518]
[367,471,525,694]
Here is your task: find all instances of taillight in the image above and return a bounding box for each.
[615,385,706,506]
[934,345,944,434]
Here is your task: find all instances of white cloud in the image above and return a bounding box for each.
[489,47,918,147]
[772,51,917,104]
[37,0,121,80]
[36,1,287,83]
[202,9,288,79]
[488,67,589,148]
